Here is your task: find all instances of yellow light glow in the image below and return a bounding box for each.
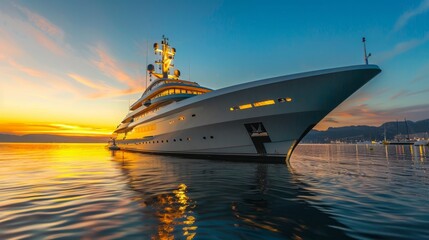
[178,116,185,120]
[239,104,252,110]
[286,97,292,102]
[230,107,234,111]
[253,99,275,107]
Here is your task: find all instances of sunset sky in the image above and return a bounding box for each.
[1,0,429,137]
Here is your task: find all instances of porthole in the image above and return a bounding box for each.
[191,114,196,117]
[166,140,169,143]
[174,139,176,142]
[203,136,206,140]
[210,136,214,139]
[179,138,183,141]
[187,137,191,141]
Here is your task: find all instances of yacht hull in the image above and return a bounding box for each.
[116,65,381,163]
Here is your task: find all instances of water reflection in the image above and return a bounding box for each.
[111,151,197,239]
[110,150,351,239]
[2,143,427,239]
[292,144,429,239]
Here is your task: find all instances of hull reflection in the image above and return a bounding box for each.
[111,150,352,239]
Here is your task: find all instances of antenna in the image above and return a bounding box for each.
[145,39,148,89]
[362,37,371,65]
[404,118,410,140]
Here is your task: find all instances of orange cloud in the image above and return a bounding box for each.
[14,3,64,40]
[92,46,142,88]
[0,6,66,57]
[68,72,145,99]
[68,73,111,91]
[8,60,47,78]
[30,26,65,56]
[0,29,23,60]
[3,61,83,98]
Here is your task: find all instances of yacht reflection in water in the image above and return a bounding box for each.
[111,151,352,239]
[112,151,197,239]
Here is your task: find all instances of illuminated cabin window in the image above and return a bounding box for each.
[230,106,239,111]
[278,97,293,103]
[239,104,252,110]
[178,116,185,121]
[153,88,205,99]
[253,99,275,107]
[169,120,174,124]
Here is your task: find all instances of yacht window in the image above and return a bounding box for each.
[253,99,275,107]
[181,89,186,94]
[239,104,252,110]
[175,89,180,94]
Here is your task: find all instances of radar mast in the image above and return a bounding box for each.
[147,35,181,80]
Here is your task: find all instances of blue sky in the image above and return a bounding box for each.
[0,0,428,135]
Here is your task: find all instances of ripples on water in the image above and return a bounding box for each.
[0,143,428,239]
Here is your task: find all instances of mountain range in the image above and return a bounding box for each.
[303,119,429,143]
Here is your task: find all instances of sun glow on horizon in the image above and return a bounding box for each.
[0,122,113,137]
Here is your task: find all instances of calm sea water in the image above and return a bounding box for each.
[0,143,428,239]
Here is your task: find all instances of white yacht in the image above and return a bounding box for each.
[112,36,381,163]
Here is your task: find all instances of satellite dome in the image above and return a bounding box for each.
[174,69,181,77]
[147,64,155,72]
